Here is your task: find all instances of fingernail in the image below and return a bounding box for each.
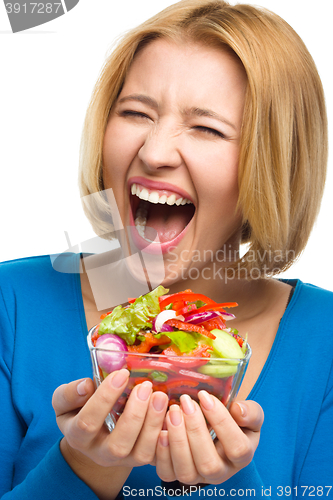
[236,402,247,417]
[159,430,169,447]
[111,369,129,388]
[137,381,152,401]
[169,404,182,426]
[77,379,87,396]
[180,394,195,415]
[198,390,214,410]
[152,392,167,411]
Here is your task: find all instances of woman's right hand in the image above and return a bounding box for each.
[52,369,168,497]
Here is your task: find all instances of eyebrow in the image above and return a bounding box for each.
[117,94,236,130]
[117,94,159,109]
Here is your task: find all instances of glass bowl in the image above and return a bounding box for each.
[87,325,251,439]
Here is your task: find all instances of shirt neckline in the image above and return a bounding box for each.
[245,278,302,401]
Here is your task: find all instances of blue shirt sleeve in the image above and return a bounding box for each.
[0,256,99,499]
[1,440,99,500]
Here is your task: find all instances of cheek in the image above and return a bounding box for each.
[189,144,240,203]
[102,121,141,186]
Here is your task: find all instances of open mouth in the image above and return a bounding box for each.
[130,183,196,244]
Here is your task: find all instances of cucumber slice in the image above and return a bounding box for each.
[198,363,238,377]
[210,329,244,362]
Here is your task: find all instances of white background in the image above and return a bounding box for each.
[0,0,332,290]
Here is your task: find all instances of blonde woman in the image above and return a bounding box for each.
[0,1,331,499]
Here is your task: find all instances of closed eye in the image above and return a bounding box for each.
[119,110,152,120]
[194,126,225,138]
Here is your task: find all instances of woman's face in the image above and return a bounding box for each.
[103,39,247,287]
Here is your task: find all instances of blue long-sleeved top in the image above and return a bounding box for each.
[1,254,333,499]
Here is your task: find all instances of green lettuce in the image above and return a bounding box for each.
[163,330,198,353]
[98,285,169,345]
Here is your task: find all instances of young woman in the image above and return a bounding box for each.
[1,1,331,499]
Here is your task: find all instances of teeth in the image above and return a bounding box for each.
[159,194,167,204]
[138,188,149,201]
[148,191,160,204]
[135,224,146,238]
[167,194,176,205]
[131,183,193,206]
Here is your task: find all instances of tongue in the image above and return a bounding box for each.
[144,204,194,243]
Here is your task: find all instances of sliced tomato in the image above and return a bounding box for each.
[164,318,216,339]
[162,344,212,367]
[164,378,199,389]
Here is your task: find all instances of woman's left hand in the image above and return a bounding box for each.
[155,392,264,485]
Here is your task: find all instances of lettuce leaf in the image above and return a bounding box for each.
[163,330,198,353]
[98,285,169,345]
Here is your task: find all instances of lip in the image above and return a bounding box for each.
[128,176,194,204]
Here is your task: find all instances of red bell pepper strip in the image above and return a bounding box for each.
[91,328,101,347]
[127,331,170,353]
[159,292,216,311]
[164,318,216,339]
[195,302,238,314]
[200,316,226,331]
[232,334,244,348]
[175,303,197,316]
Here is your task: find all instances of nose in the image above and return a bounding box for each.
[137,121,183,172]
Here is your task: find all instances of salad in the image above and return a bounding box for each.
[89,286,250,419]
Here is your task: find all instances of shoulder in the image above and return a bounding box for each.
[283,278,333,314]
[0,253,78,279]
[280,278,333,363]
[0,253,80,289]
[0,253,81,317]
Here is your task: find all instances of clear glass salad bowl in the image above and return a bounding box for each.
[87,325,251,439]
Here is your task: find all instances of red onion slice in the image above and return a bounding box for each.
[185,311,220,324]
[96,334,128,373]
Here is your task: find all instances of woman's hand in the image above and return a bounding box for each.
[52,369,168,498]
[156,391,263,486]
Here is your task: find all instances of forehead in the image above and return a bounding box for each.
[120,38,247,106]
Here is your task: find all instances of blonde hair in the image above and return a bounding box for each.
[79,0,328,275]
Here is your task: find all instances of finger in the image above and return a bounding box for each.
[132,391,169,465]
[156,431,176,482]
[198,391,254,467]
[63,369,130,448]
[106,381,154,458]
[166,405,199,485]
[229,401,264,432]
[52,378,95,417]
[180,395,225,482]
